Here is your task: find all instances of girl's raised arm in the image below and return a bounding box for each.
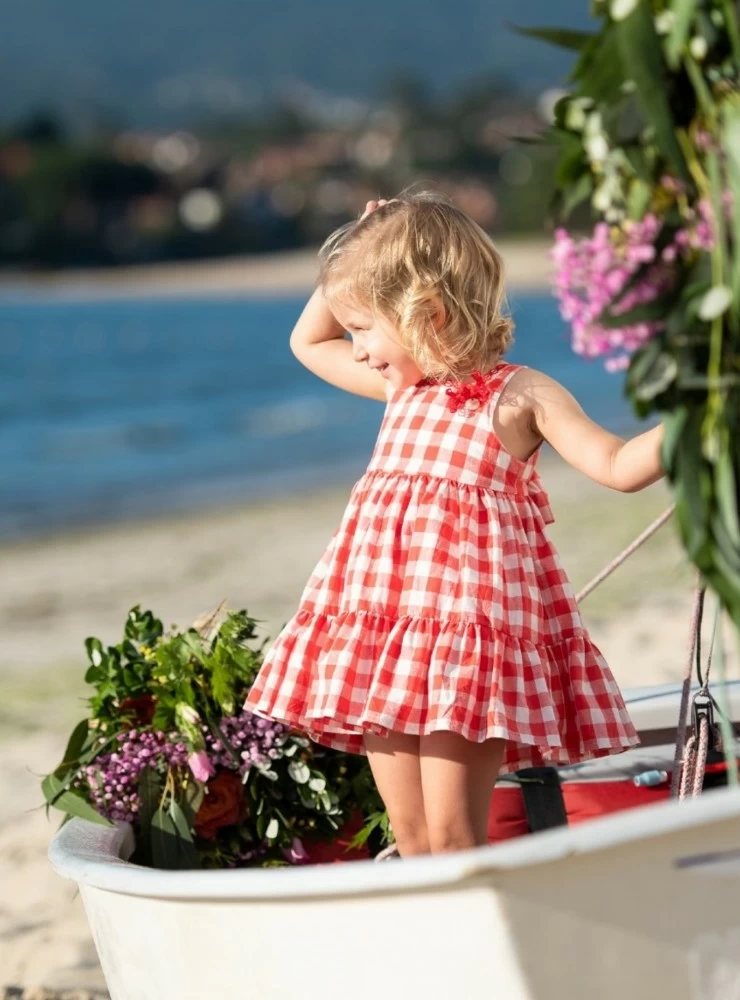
[289,287,389,402]
[524,370,664,493]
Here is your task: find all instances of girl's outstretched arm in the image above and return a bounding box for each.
[523,369,664,493]
[289,287,390,402]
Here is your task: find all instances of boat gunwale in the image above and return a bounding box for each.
[48,785,740,902]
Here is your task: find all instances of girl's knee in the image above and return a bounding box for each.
[363,732,430,856]
[392,820,431,857]
[426,819,478,855]
[420,732,505,852]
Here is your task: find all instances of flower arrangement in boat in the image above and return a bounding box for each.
[517,0,740,631]
[41,602,389,870]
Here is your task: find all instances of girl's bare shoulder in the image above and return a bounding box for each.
[495,365,584,456]
[500,365,568,418]
[494,365,556,458]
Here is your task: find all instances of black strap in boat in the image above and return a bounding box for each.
[514,766,568,832]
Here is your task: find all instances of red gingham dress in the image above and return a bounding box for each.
[243,362,639,772]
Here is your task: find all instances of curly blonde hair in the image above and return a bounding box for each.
[317,186,514,381]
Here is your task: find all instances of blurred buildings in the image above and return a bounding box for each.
[0,80,563,269]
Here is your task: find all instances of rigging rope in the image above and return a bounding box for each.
[670,582,705,798]
[575,504,676,604]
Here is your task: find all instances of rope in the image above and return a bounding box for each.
[570,503,716,802]
[678,714,710,800]
[679,735,696,799]
[700,592,719,689]
[575,504,676,604]
[694,715,710,796]
[670,583,705,798]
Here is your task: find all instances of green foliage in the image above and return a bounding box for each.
[616,5,692,182]
[508,26,595,51]
[42,605,388,869]
[666,0,701,67]
[42,772,116,827]
[526,0,740,632]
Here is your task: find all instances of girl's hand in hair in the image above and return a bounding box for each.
[360,198,396,221]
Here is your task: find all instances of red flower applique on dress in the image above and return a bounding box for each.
[444,370,495,414]
[415,368,501,413]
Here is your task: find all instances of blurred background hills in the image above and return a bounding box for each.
[0,0,593,270]
[3,0,590,128]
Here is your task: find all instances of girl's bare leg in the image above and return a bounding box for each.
[364,732,431,857]
[419,732,506,853]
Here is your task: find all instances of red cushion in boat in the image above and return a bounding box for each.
[305,757,738,860]
[302,808,371,864]
[487,781,671,844]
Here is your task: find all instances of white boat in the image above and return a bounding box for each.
[48,680,740,1000]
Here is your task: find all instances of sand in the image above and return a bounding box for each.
[0,238,555,300]
[1,241,737,992]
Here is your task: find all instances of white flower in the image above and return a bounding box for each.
[592,172,623,213]
[593,184,613,212]
[566,104,587,132]
[585,111,603,137]
[654,10,675,35]
[565,96,594,132]
[611,0,639,21]
[584,112,609,164]
[586,134,610,164]
[288,760,311,784]
[690,36,708,60]
[176,704,201,726]
[266,817,279,839]
[698,286,732,320]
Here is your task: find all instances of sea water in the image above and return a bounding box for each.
[0,290,641,542]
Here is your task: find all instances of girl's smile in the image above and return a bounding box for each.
[329,302,425,390]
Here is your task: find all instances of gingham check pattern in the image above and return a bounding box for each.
[244,363,639,770]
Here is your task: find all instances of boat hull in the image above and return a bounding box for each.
[48,683,740,1000]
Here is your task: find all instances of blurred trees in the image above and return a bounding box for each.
[0,75,556,270]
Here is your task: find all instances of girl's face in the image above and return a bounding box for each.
[330,300,425,391]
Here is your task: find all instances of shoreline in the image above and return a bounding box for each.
[0,237,554,300]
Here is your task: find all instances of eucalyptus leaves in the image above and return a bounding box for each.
[518,0,740,630]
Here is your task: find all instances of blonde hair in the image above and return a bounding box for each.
[317,186,514,381]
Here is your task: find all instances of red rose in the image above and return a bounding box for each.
[194,770,248,840]
[119,694,156,726]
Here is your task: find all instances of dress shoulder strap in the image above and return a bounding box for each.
[485,362,526,408]
[491,360,524,387]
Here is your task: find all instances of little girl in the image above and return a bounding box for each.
[243,190,663,859]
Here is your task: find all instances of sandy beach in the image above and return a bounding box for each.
[0,238,555,299]
[1,241,737,993]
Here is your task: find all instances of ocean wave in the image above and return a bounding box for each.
[238,398,330,437]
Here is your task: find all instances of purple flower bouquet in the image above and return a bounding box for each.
[41,602,390,869]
